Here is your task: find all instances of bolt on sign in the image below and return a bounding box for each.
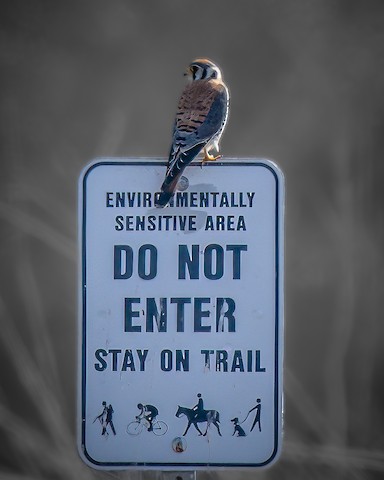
[78,158,284,470]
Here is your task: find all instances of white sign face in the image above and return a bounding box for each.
[78,158,284,470]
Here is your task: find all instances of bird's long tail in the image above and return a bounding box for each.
[155,180,179,208]
[155,143,203,208]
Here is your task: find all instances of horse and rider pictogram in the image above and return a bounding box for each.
[175,393,222,436]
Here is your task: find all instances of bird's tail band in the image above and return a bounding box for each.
[155,190,174,208]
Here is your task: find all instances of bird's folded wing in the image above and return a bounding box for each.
[167,81,229,173]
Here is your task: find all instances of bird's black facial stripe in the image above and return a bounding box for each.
[191,65,198,80]
[190,63,219,81]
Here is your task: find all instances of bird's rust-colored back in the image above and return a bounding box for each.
[175,80,224,133]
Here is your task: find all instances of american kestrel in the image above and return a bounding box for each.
[155,58,229,208]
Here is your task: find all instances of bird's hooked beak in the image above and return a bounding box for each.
[183,66,194,81]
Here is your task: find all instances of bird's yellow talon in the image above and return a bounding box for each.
[202,152,222,164]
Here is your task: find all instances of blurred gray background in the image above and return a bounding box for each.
[1,0,384,479]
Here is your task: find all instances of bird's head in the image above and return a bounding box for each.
[184,58,222,82]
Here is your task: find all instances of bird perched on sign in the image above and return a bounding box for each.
[155,58,229,208]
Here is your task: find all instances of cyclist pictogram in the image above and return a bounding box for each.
[126,406,168,436]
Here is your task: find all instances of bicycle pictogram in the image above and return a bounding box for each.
[126,416,168,436]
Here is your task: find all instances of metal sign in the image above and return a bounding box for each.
[78,158,284,470]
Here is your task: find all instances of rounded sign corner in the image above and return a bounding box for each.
[79,158,115,185]
[77,441,106,471]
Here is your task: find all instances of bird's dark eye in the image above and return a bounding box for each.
[211,71,217,78]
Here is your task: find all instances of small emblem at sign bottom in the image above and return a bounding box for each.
[172,437,187,453]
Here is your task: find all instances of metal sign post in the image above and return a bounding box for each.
[78,158,284,470]
[157,472,196,480]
